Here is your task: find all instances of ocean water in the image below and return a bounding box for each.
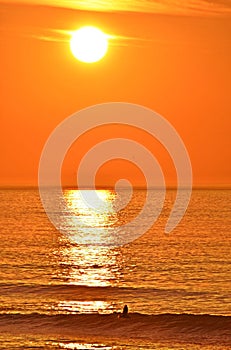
[0,188,230,349]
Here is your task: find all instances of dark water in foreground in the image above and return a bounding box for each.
[0,188,230,349]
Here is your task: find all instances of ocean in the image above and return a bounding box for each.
[0,188,230,349]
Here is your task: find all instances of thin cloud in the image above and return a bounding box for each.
[33,29,153,47]
[0,26,153,47]
[0,0,231,16]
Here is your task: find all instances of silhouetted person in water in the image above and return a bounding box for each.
[118,304,129,318]
[120,305,129,317]
[122,304,128,317]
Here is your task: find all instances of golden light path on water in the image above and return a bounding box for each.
[59,342,113,349]
[56,243,123,287]
[56,189,126,316]
[61,189,122,245]
[65,189,117,228]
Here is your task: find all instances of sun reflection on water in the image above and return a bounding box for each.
[53,189,126,315]
[59,342,114,349]
[56,244,123,287]
[53,243,124,314]
[57,300,114,314]
[65,189,117,227]
[62,189,119,245]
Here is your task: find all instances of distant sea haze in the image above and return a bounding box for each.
[0,188,230,349]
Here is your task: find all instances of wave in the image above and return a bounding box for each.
[0,312,230,345]
[0,282,210,297]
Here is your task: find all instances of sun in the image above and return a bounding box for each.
[70,26,108,63]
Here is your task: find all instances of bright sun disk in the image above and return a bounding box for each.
[70,26,108,63]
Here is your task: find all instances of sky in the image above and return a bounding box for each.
[0,0,231,187]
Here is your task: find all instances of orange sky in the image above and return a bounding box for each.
[1,2,231,187]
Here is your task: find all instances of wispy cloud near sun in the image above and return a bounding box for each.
[1,0,231,16]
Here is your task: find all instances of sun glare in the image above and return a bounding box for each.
[70,26,108,63]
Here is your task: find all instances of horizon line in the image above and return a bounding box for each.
[1,185,231,190]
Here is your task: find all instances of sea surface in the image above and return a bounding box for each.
[0,188,230,349]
